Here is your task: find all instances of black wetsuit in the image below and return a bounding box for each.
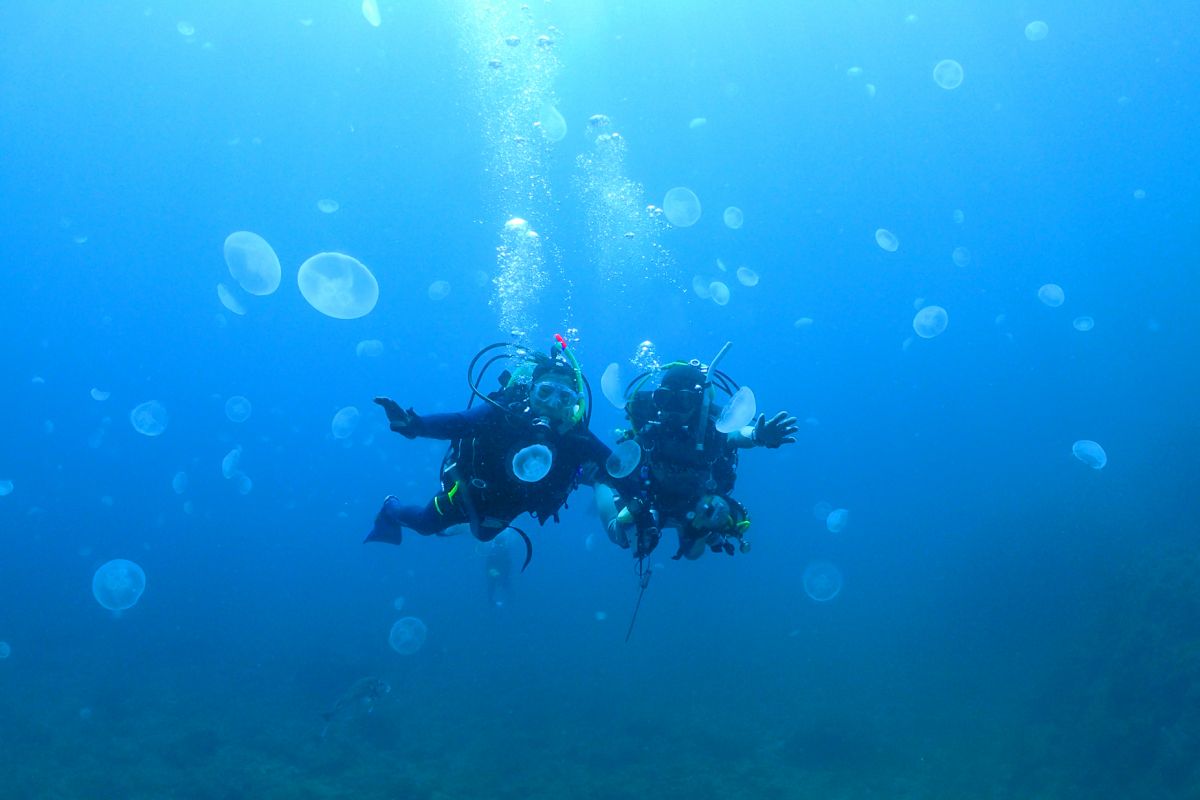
[368,401,612,543]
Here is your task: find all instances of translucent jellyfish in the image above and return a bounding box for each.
[846,66,863,78]
[1025,20,1049,41]
[356,339,385,358]
[953,209,965,224]
[223,231,282,296]
[723,207,744,229]
[736,266,759,287]
[662,187,702,227]
[221,446,243,479]
[716,386,756,434]
[217,283,247,316]
[331,406,360,439]
[297,252,379,320]
[1038,283,1065,307]
[606,439,642,479]
[171,471,188,495]
[933,59,964,89]
[601,362,625,409]
[388,617,427,655]
[0,480,12,497]
[1072,440,1107,470]
[812,500,832,522]
[539,103,567,142]
[865,83,877,98]
[826,508,849,533]
[803,561,843,602]
[709,281,731,306]
[594,611,608,621]
[90,388,110,401]
[1073,316,1095,332]
[0,641,10,659]
[177,21,195,37]
[392,596,406,611]
[428,280,451,301]
[1133,189,1146,200]
[913,305,949,339]
[317,198,340,214]
[875,228,899,252]
[688,117,708,129]
[362,0,381,27]
[92,559,146,612]
[130,401,168,437]
[692,275,712,299]
[512,444,553,482]
[224,395,252,423]
[951,247,971,267]
[794,317,814,329]
[233,472,253,495]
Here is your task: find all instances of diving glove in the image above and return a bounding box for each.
[634,526,660,559]
[373,397,419,438]
[753,411,799,449]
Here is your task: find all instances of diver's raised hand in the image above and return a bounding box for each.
[373,397,419,438]
[753,411,799,449]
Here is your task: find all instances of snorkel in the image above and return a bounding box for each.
[553,333,587,426]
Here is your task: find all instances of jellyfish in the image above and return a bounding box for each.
[951,247,971,267]
[803,561,843,602]
[1073,316,1095,332]
[427,280,451,301]
[225,395,252,423]
[297,252,379,320]
[875,228,899,252]
[331,406,361,439]
[913,305,949,339]
[92,559,146,612]
[735,266,759,287]
[362,0,381,27]
[130,401,168,437]
[539,103,567,142]
[606,439,642,479]
[0,641,10,659]
[723,206,744,229]
[1025,20,1048,41]
[662,187,702,227]
[812,500,832,522]
[715,386,756,434]
[356,339,385,357]
[216,284,247,316]
[825,508,849,533]
[709,281,731,306]
[223,231,282,296]
[1038,284,1065,307]
[388,617,427,655]
[221,446,243,479]
[0,480,12,497]
[392,596,406,611]
[1072,440,1107,470]
[317,198,340,214]
[600,363,625,410]
[692,275,712,299]
[171,471,188,495]
[90,388,110,401]
[933,59,964,89]
[512,444,553,482]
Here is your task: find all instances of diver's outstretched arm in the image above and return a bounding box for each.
[729,411,799,449]
[373,397,491,440]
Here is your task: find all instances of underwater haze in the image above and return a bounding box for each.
[2,2,1199,798]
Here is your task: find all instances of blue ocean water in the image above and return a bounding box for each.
[1,3,1198,798]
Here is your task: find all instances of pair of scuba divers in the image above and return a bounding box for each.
[365,336,798,572]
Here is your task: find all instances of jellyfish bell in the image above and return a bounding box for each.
[92,559,147,612]
[803,561,843,602]
[606,439,642,479]
[297,252,379,320]
[715,386,756,434]
[388,617,428,655]
[512,444,553,482]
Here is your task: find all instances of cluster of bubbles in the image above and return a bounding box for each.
[494,218,548,340]
[631,340,659,371]
[388,617,427,655]
[575,114,668,285]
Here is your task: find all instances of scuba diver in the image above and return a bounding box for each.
[366,336,612,570]
[596,343,798,562]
